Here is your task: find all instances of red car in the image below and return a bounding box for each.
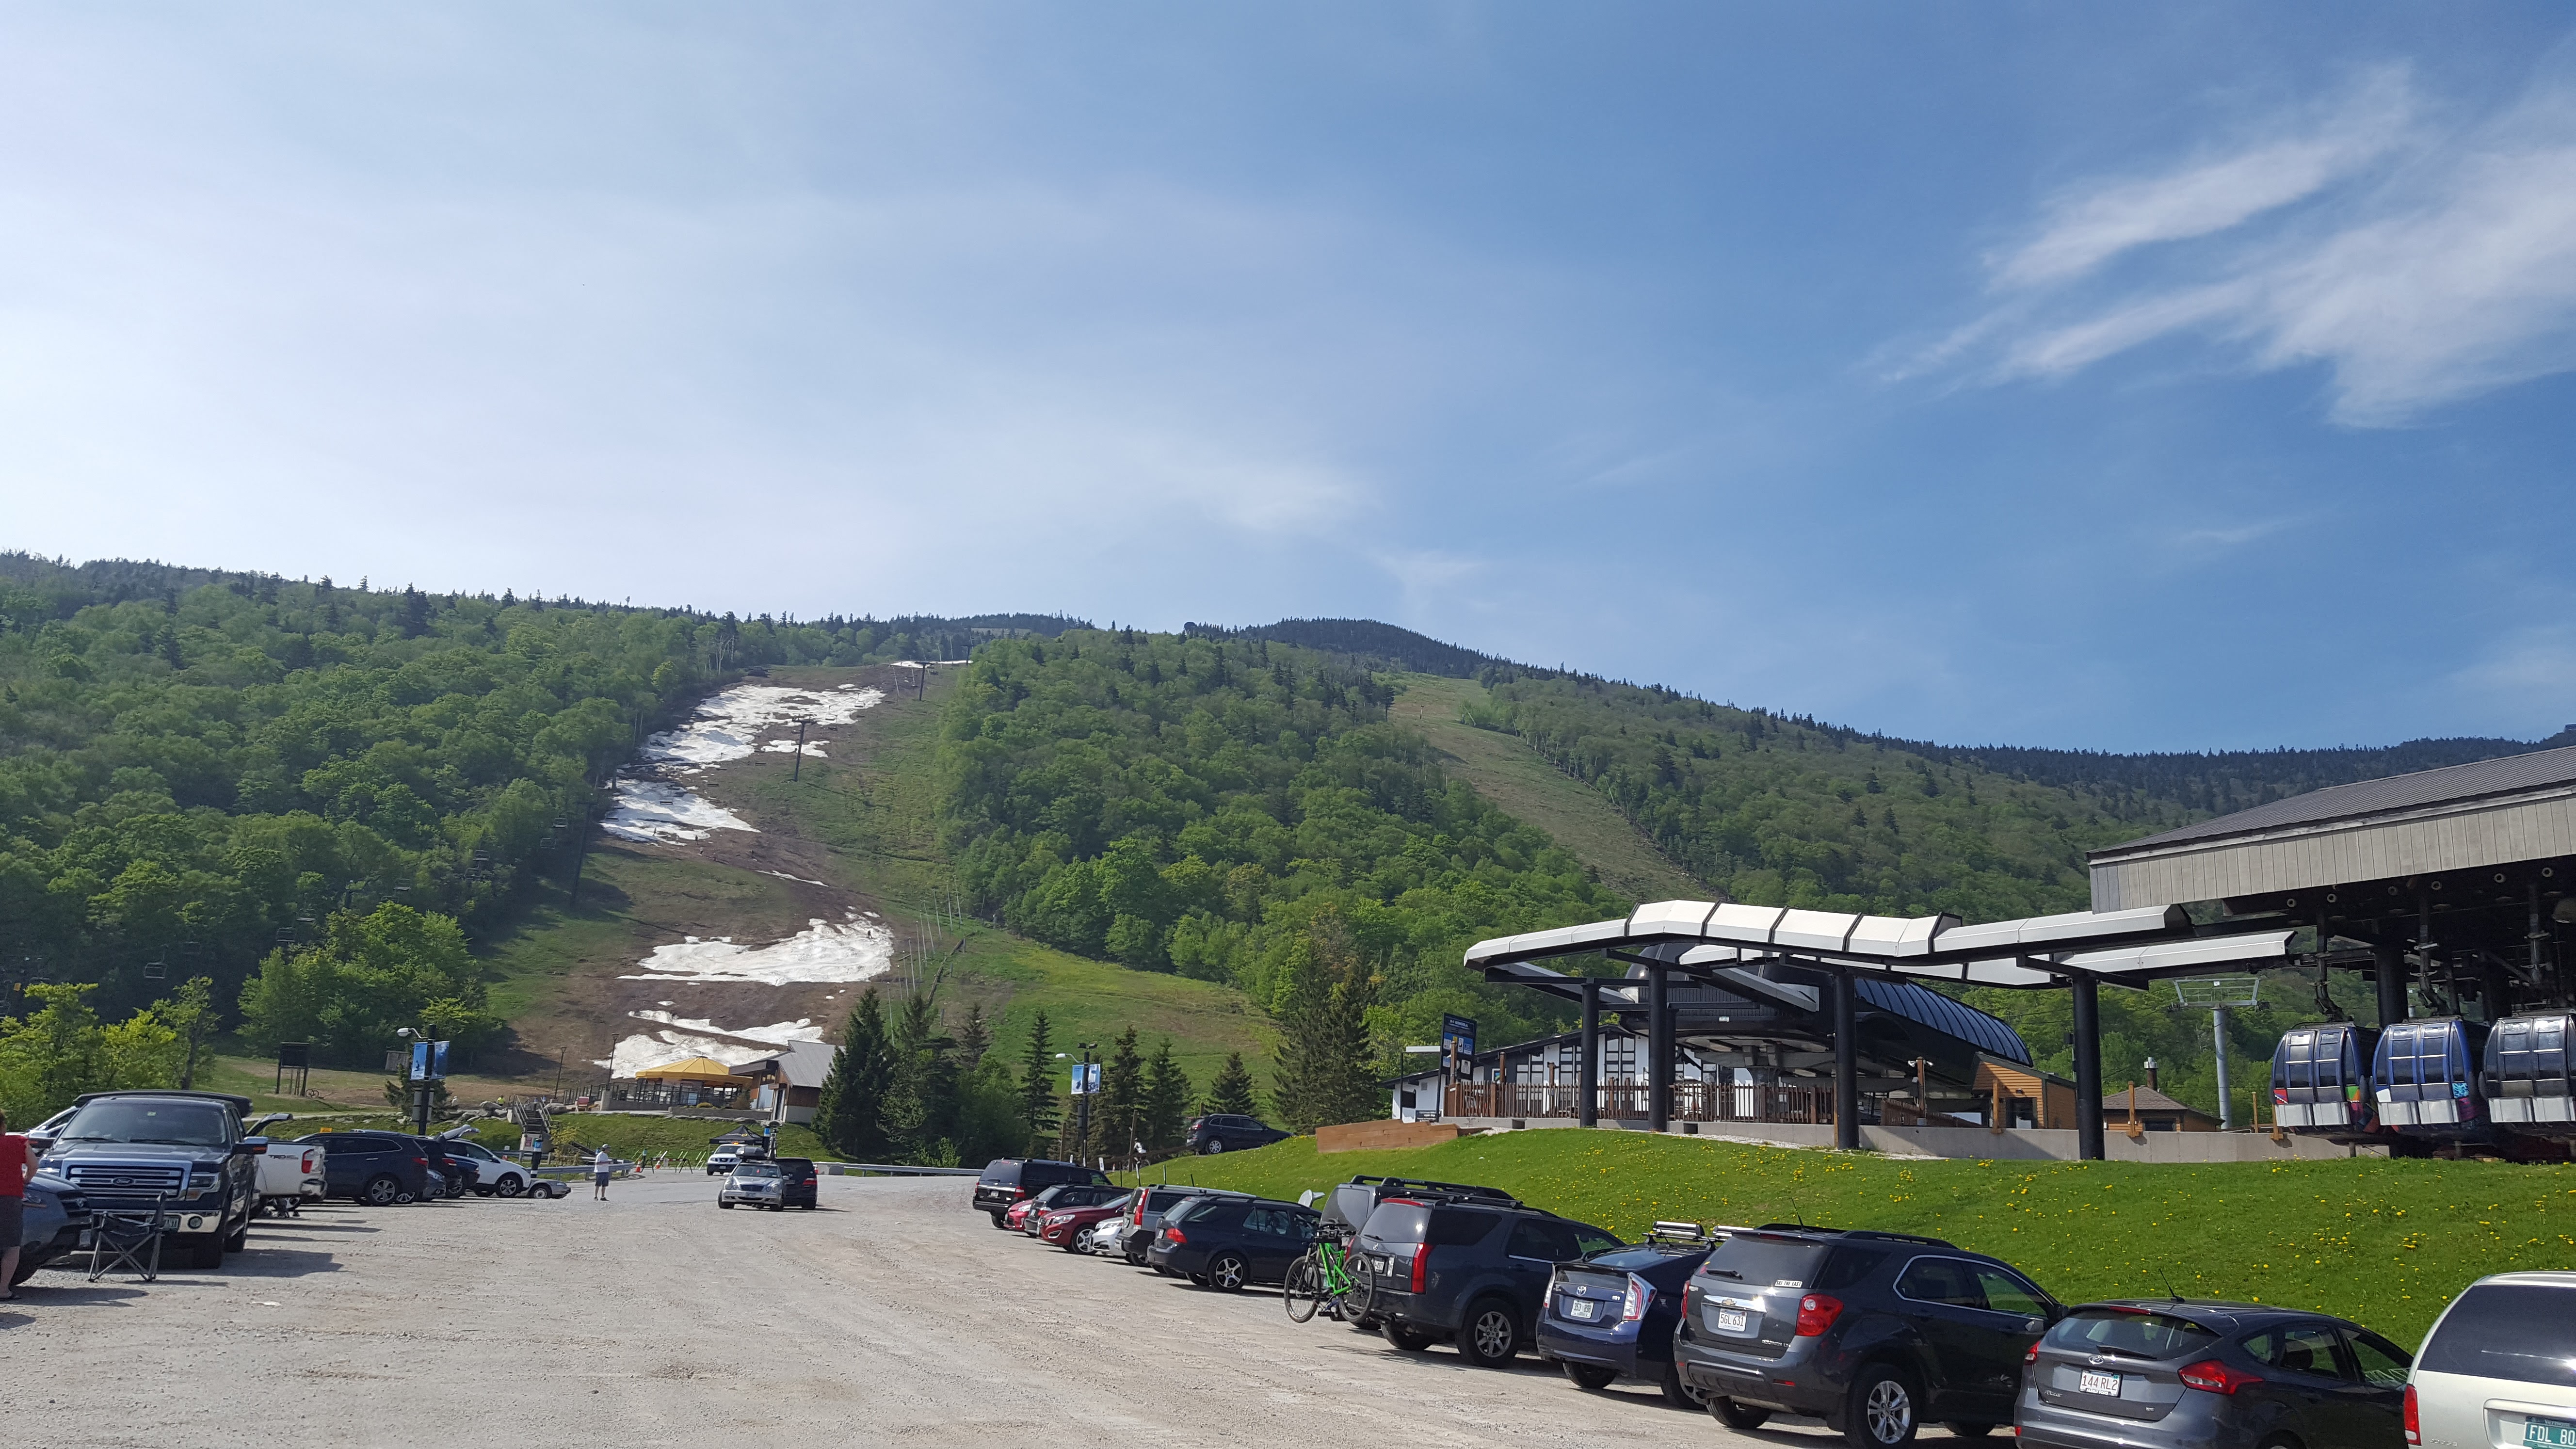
[1038,1191,1136,1252]
[1013,1183,1122,1236]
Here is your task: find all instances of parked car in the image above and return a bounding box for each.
[1079,1216,1129,1255]
[1671,1224,2060,1445]
[10,1172,90,1286]
[1148,1195,1319,1290]
[705,1146,742,1176]
[1111,1185,1235,1265]
[34,1091,272,1271]
[296,1130,434,1207]
[1357,1191,1622,1367]
[2017,1298,2410,1449]
[435,1138,536,1198]
[1018,1183,1124,1236]
[1037,1191,1134,1252]
[2407,1271,2576,1449]
[426,1140,482,1196]
[718,1160,788,1210]
[972,1158,1112,1227]
[254,1137,326,1216]
[1185,1114,1289,1155]
[1538,1220,1725,1407]
[773,1157,819,1209]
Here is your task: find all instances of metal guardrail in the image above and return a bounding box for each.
[818,1162,981,1177]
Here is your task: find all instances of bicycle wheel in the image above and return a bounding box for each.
[1283,1252,1323,1322]
[1337,1249,1377,1323]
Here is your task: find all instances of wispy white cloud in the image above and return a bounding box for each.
[1911,59,2576,423]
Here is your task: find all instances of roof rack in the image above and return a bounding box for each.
[1744,1223,1955,1249]
[1348,1174,1523,1208]
[1646,1220,1720,1245]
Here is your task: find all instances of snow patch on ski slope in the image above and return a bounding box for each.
[602,1013,825,1076]
[601,683,883,843]
[615,914,893,985]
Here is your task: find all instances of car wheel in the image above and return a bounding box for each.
[1844,1364,1920,1448]
[496,1175,525,1198]
[8,1256,35,1287]
[1206,1253,1249,1292]
[1660,1358,1708,1410]
[185,1238,225,1271]
[1946,1427,1995,1440]
[362,1175,402,1208]
[1381,1320,1437,1352]
[225,1215,249,1253]
[2255,1438,2304,1449]
[1562,1362,1617,1391]
[1202,1139,1224,1154]
[719,1200,735,1208]
[988,1212,1010,1230]
[1456,1297,1522,1368]
[1708,1397,1771,1431]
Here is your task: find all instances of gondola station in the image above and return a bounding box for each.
[1409,744,2576,1162]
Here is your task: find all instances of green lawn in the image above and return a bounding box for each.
[1167,1129,2576,1348]
[1390,673,1710,904]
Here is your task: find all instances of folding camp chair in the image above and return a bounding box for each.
[86,1195,167,1282]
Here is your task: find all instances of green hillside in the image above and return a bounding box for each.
[1168,1129,2576,1349]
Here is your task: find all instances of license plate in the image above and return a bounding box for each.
[2079,1370,2122,1397]
[1715,1308,1749,1333]
[1569,1299,1597,1320]
[2527,1418,2576,1448]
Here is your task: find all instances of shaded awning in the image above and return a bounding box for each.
[632,1056,745,1083]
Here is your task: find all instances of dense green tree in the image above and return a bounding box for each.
[1016,1010,1059,1151]
[235,903,494,1066]
[0,982,187,1121]
[813,989,892,1163]
[1095,1027,1143,1159]
[883,989,962,1165]
[1139,1039,1193,1158]
[1265,917,1381,1134]
[1202,1051,1259,1119]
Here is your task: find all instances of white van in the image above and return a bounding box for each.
[2407,1271,2576,1447]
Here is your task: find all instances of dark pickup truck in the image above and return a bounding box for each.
[32,1090,278,1271]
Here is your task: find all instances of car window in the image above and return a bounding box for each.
[2346,1331,2412,1389]
[1816,1245,1891,1292]
[2419,1285,2576,1388]
[1570,1224,1621,1256]
[1974,1266,2051,1318]
[60,1100,232,1147]
[1701,1234,1830,1290]
[1507,1220,1559,1260]
[1897,1256,1987,1308]
[1427,1208,1499,1247]
[2047,1309,2220,1361]
[2247,1323,2351,1381]
[1244,1207,1287,1235]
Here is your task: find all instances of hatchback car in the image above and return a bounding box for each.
[1539,1221,1723,1407]
[1037,1191,1134,1251]
[1672,1224,2060,1445]
[1185,1114,1290,1155]
[718,1160,788,1210]
[1356,1194,1622,1367]
[1147,1195,1318,1290]
[2407,1271,2576,1449]
[2019,1299,2410,1449]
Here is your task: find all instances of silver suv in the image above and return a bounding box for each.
[2408,1272,2576,1448]
[718,1160,787,1211]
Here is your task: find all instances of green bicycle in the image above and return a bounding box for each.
[1283,1227,1371,1323]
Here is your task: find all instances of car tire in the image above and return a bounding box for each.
[1844,1364,1921,1448]
[1708,1397,1771,1431]
[1202,1140,1224,1154]
[1660,1358,1708,1410]
[1562,1362,1618,1391]
[1455,1297,1522,1368]
[719,1200,735,1208]
[362,1175,402,1208]
[185,1238,224,1271]
[988,1212,1010,1230]
[8,1256,35,1287]
[225,1215,249,1253]
[1206,1253,1249,1292]
[496,1175,525,1198]
[1381,1320,1437,1352]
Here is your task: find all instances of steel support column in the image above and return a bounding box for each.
[2374,944,2409,1029]
[2072,976,2105,1161]
[1578,977,1601,1129]
[1832,967,1859,1150]
[1646,966,1670,1133]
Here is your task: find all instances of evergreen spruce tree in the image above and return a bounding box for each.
[955,1001,990,1072]
[1202,1051,1258,1118]
[1016,1010,1060,1152]
[882,990,961,1165]
[812,989,892,1162]
[1139,1039,1193,1159]
[1097,1027,1144,1160]
[1264,915,1381,1133]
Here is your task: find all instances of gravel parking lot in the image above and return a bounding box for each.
[1,1174,1983,1447]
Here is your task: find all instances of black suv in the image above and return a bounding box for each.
[34,1090,275,1271]
[298,1130,435,1206]
[1671,1224,2062,1446]
[1185,1114,1289,1155]
[774,1157,819,1209]
[1355,1188,1623,1368]
[972,1158,1111,1227]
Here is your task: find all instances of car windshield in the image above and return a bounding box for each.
[2045,1309,2222,1361]
[2420,1285,2576,1387]
[734,1163,781,1178]
[1585,1245,1704,1272]
[1697,1234,1829,1288]
[58,1100,232,1147]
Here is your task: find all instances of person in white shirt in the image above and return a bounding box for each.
[592,1147,612,1200]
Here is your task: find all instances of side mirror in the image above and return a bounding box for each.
[233,1137,272,1157]
[2024,1317,2048,1336]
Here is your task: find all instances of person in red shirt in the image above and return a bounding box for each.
[0,1106,36,1300]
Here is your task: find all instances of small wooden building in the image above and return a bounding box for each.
[2103,1084,2221,1132]
[1973,1054,2079,1130]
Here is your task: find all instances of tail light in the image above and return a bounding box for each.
[1164,1228,1186,1246]
[302,1151,317,1172]
[1793,1293,1843,1337]
[413,1156,428,1166]
[1622,1274,1652,1323]
[2178,1360,2262,1395]
[1411,1247,1430,1295]
[2026,1342,2039,1364]
[2403,1384,2419,1445]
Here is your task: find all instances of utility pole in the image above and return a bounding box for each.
[791,718,808,782]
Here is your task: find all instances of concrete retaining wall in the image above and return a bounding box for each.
[1318,1120,1466,1154]
[1435,1116,2383,1162]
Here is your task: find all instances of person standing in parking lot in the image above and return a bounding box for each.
[0,1107,35,1299]
[593,1147,612,1200]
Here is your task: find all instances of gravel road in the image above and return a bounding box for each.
[1,1174,1980,1447]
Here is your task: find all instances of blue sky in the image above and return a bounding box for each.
[6,4,2575,751]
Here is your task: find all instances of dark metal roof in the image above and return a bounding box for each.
[1852,977,2030,1065]
[2097,743,2576,857]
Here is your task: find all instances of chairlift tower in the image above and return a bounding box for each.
[2174,974,2263,1129]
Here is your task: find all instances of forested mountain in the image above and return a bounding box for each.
[935,629,1624,1052]
[0,551,1075,1049]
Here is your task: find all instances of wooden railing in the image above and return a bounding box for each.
[1443,1081,1836,1125]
